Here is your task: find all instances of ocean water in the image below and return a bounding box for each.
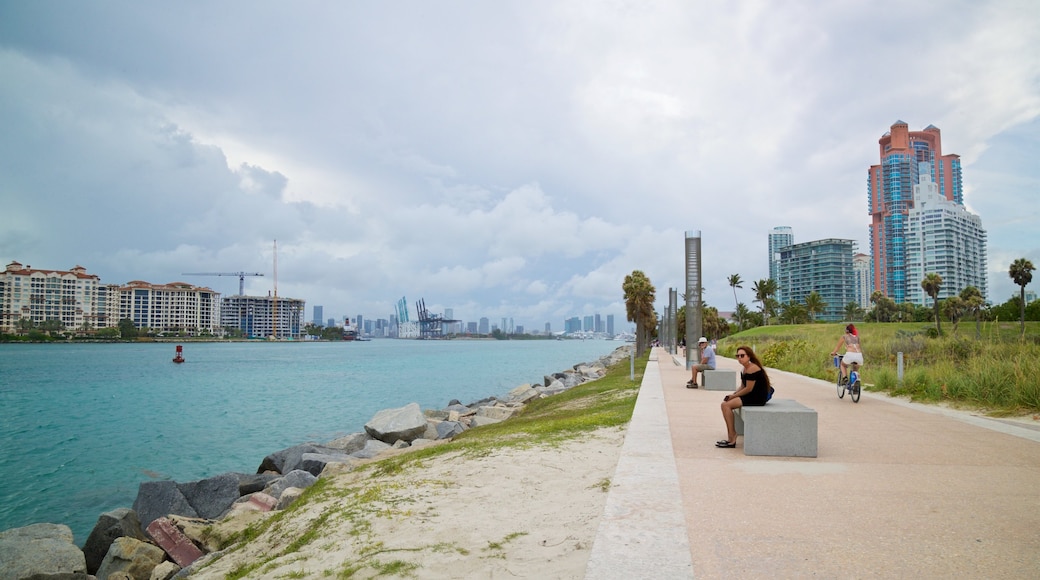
[0,339,623,545]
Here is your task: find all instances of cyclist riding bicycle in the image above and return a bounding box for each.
[831,323,863,386]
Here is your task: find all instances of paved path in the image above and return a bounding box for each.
[588,347,1040,579]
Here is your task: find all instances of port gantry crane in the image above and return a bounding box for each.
[181,272,264,296]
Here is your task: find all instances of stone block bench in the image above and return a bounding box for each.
[702,369,737,390]
[733,399,817,457]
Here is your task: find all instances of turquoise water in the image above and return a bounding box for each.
[0,339,622,545]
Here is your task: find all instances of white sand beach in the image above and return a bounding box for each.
[193,427,626,579]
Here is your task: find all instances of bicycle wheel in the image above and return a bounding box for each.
[837,370,845,399]
[851,379,861,402]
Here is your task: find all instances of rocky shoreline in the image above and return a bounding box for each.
[0,345,633,579]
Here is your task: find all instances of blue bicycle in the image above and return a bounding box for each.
[834,355,861,403]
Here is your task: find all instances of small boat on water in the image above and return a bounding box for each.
[173,345,185,363]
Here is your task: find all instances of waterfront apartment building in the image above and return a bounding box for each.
[869,121,964,303]
[0,261,103,333]
[903,170,988,306]
[112,280,221,335]
[607,314,615,336]
[768,226,794,301]
[220,295,305,339]
[776,239,856,322]
[853,253,872,309]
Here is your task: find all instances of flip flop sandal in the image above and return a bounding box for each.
[715,440,736,448]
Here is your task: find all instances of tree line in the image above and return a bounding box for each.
[622,258,1036,352]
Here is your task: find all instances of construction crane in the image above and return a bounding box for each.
[181,272,264,296]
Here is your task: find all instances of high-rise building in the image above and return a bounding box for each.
[594,313,603,333]
[313,305,323,325]
[478,317,489,334]
[545,322,551,334]
[853,253,872,309]
[869,121,963,303]
[564,316,581,333]
[607,314,615,336]
[777,239,856,322]
[904,169,988,305]
[768,226,794,299]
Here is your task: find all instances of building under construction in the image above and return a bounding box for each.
[220,295,305,339]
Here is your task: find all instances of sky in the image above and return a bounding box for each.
[1,1,1038,331]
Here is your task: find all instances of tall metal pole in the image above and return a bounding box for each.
[669,287,678,355]
[685,231,703,370]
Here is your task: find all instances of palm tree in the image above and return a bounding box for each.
[959,286,985,339]
[1009,258,1035,337]
[779,300,808,324]
[921,272,943,335]
[733,303,751,331]
[623,270,657,356]
[727,274,743,313]
[942,296,966,332]
[804,291,827,322]
[752,278,778,325]
[844,302,863,321]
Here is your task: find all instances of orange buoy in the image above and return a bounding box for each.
[173,344,185,363]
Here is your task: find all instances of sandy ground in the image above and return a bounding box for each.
[192,427,626,579]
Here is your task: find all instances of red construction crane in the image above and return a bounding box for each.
[181,272,264,296]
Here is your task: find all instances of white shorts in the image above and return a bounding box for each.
[842,352,864,366]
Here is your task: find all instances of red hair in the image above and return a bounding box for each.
[845,324,858,336]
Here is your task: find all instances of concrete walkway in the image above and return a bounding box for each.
[587,347,1040,579]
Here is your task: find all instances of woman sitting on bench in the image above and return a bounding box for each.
[716,345,773,448]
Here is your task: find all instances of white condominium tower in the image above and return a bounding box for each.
[904,168,988,306]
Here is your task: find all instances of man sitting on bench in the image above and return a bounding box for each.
[687,337,716,389]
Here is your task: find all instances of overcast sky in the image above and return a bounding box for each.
[1,1,1038,330]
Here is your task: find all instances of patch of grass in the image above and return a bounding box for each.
[718,322,1040,414]
[591,477,611,492]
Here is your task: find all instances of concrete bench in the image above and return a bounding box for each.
[702,369,736,390]
[733,399,817,457]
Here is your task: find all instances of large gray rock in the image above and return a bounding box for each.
[82,507,148,575]
[298,452,358,476]
[325,432,369,454]
[0,523,87,578]
[538,379,567,396]
[177,472,242,520]
[236,473,281,495]
[364,402,428,444]
[132,480,198,529]
[435,420,466,439]
[350,438,392,459]
[506,383,540,404]
[256,443,327,474]
[476,405,517,421]
[96,536,164,580]
[263,469,317,500]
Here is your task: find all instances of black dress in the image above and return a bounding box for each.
[738,368,770,406]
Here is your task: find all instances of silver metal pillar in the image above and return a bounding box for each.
[685,231,702,370]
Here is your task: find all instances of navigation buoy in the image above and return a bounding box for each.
[173,345,185,364]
